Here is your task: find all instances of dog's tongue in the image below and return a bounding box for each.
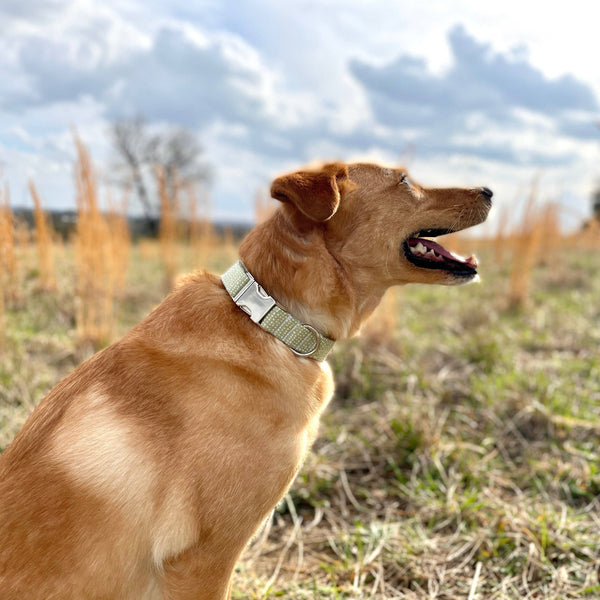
[408,237,478,267]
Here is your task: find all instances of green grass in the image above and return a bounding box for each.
[1,242,599,599]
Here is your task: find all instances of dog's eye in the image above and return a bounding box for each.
[399,173,411,188]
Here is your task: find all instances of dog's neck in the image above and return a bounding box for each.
[239,210,387,341]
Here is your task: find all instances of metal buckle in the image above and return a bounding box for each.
[291,324,319,357]
[233,275,276,324]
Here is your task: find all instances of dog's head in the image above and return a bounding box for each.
[270,161,492,287]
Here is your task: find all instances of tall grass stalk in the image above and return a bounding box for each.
[0,279,4,351]
[493,204,511,265]
[0,190,8,347]
[29,180,56,290]
[0,190,15,265]
[508,182,543,308]
[188,185,200,262]
[536,202,561,265]
[156,165,179,289]
[187,183,213,269]
[73,135,115,345]
[0,185,17,347]
[13,214,31,302]
[106,191,131,294]
[0,185,16,293]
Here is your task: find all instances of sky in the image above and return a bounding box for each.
[1,0,599,231]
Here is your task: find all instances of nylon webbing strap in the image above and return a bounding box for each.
[222,261,335,361]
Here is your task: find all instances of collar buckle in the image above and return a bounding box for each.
[233,275,276,324]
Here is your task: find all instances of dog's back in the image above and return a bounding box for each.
[0,272,330,599]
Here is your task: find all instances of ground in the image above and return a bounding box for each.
[1,241,599,599]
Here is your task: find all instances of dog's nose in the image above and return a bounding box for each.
[480,187,493,200]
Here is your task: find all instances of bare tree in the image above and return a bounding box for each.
[110,117,210,233]
[153,128,210,198]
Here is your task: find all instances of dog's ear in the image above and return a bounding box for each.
[270,162,355,222]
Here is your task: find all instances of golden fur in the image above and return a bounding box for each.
[0,162,491,599]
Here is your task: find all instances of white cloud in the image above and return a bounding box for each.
[0,1,599,226]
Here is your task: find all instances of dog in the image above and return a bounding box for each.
[0,162,492,599]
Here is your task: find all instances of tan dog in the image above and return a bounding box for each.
[0,162,492,599]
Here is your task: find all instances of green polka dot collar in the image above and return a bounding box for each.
[221,261,335,361]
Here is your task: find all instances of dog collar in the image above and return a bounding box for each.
[222,261,335,361]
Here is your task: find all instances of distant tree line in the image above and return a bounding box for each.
[12,207,250,241]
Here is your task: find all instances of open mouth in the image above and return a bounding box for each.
[402,228,478,277]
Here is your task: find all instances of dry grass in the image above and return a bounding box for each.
[14,218,31,251]
[187,183,214,269]
[73,135,117,346]
[493,204,511,265]
[507,182,544,308]
[0,186,15,349]
[0,185,17,297]
[29,180,56,291]
[106,192,131,294]
[156,165,179,289]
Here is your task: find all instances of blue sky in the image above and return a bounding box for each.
[1,0,599,230]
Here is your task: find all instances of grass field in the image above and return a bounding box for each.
[1,236,599,599]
